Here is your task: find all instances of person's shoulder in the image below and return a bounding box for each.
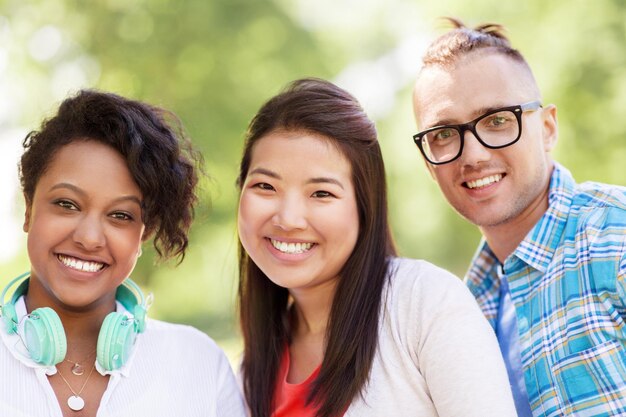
[574,180,626,212]
[136,319,243,409]
[388,257,463,285]
[386,257,468,302]
[567,180,626,234]
[143,318,222,353]
[383,258,484,341]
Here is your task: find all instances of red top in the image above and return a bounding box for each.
[272,349,321,417]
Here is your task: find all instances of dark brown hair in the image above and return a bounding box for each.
[19,89,202,261]
[422,17,528,68]
[237,78,397,417]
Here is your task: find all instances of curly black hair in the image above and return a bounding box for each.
[19,89,202,262]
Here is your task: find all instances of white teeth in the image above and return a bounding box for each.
[270,239,313,254]
[58,255,104,272]
[466,174,503,189]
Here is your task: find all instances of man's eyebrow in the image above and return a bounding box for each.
[428,104,513,127]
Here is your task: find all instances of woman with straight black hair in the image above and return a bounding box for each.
[236,78,517,417]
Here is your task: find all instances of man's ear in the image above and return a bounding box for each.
[23,198,32,233]
[541,104,558,152]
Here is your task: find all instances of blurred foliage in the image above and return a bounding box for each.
[1,0,625,360]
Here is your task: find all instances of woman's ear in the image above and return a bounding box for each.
[23,198,32,233]
[141,228,152,242]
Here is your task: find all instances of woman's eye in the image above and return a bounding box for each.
[54,199,78,210]
[312,190,334,198]
[110,212,133,221]
[253,182,275,191]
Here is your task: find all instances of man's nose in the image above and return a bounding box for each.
[459,129,492,166]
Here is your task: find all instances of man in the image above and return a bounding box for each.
[412,18,626,417]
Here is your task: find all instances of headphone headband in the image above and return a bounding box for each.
[1,272,30,306]
[0,272,31,334]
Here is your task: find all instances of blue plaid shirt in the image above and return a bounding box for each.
[466,163,626,417]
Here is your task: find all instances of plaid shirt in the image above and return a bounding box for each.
[466,163,626,417]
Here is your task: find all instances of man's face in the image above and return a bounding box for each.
[413,52,558,230]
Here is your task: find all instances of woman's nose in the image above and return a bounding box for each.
[72,213,106,250]
[272,195,307,231]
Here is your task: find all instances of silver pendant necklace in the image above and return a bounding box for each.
[56,364,96,411]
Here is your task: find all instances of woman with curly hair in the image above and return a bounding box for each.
[0,90,245,416]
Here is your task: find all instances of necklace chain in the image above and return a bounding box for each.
[56,364,96,411]
[57,364,95,396]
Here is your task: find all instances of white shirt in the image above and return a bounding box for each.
[0,297,246,417]
[344,258,517,417]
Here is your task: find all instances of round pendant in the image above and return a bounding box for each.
[68,395,85,411]
[71,363,85,376]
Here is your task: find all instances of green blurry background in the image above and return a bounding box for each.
[1,0,625,363]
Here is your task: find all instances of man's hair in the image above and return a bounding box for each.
[237,78,397,417]
[20,89,202,261]
[422,17,528,68]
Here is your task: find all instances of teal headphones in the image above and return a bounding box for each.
[0,272,148,371]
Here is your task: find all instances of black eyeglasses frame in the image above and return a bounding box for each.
[413,100,542,165]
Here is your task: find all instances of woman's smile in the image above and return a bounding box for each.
[269,238,315,255]
[56,254,107,273]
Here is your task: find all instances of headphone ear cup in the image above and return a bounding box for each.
[23,307,67,366]
[97,312,137,371]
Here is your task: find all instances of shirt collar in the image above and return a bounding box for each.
[466,162,576,287]
[512,162,575,273]
[465,240,501,328]
[466,239,499,289]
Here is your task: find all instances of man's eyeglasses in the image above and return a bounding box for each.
[413,101,542,165]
